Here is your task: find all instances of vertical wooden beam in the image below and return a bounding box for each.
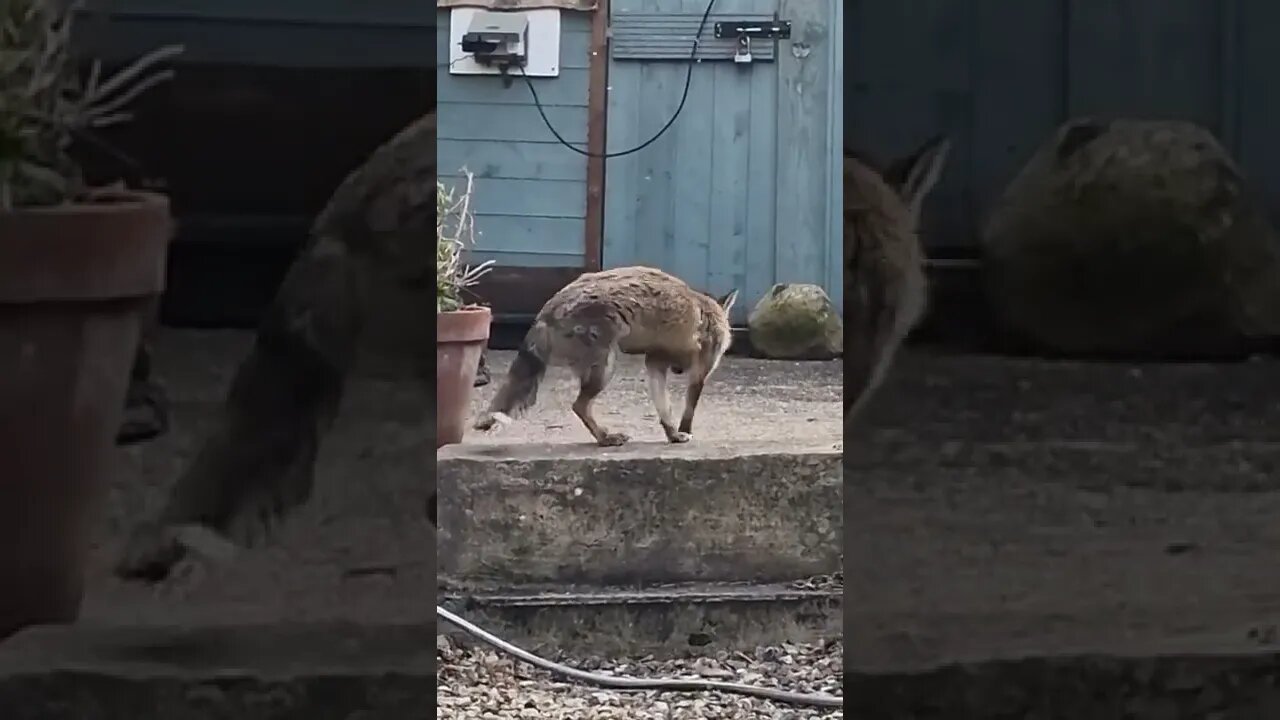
[583,0,610,271]
[774,0,834,287]
[827,0,844,306]
[1217,0,1239,157]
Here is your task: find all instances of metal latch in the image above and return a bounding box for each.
[714,20,791,64]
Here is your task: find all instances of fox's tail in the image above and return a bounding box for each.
[474,322,549,431]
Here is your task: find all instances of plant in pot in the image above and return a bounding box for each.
[436,168,493,448]
[0,0,181,639]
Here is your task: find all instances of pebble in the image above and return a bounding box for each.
[437,636,843,719]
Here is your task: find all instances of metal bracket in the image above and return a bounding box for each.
[612,14,782,62]
[714,20,791,64]
[712,20,793,41]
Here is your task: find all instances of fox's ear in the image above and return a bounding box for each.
[718,289,739,312]
[883,135,950,224]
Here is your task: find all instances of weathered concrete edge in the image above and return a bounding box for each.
[846,652,1280,717]
[846,438,1280,493]
[439,448,842,586]
[0,622,435,720]
[0,672,433,720]
[0,622,435,676]
[436,440,842,463]
[440,589,843,656]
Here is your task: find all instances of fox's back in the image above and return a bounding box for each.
[539,266,715,356]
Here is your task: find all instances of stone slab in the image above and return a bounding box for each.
[437,441,842,587]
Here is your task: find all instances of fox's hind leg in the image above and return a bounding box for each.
[571,348,629,447]
[645,356,690,443]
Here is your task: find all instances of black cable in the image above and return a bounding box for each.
[517,0,718,159]
[438,605,843,708]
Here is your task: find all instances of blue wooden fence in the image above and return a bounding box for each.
[602,0,844,324]
[847,0,1280,254]
[436,10,592,271]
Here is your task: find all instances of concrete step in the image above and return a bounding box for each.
[0,622,433,720]
[438,579,842,655]
[436,441,842,587]
[847,647,1280,719]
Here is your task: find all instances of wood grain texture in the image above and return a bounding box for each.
[583,0,610,270]
[437,11,593,271]
[847,0,1280,253]
[603,0,841,324]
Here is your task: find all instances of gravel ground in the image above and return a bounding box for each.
[437,635,843,719]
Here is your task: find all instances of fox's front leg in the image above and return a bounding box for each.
[677,372,706,438]
[645,355,690,443]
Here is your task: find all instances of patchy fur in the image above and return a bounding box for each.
[475,266,738,446]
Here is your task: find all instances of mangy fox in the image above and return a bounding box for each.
[475,266,737,447]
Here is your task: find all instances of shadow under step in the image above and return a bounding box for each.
[439,579,843,656]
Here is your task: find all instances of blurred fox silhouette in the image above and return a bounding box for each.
[474,266,738,446]
[844,136,950,427]
[114,113,437,583]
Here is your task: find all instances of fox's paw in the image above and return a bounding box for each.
[598,432,630,447]
[473,411,512,432]
[666,431,692,444]
[115,522,240,586]
[115,522,186,584]
[173,523,240,564]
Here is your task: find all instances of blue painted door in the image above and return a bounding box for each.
[603,0,842,324]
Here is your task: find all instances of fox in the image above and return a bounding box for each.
[113,112,434,583]
[474,266,738,446]
[844,135,950,428]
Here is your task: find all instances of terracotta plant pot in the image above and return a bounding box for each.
[0,192,171,640]
[436,306,491,448]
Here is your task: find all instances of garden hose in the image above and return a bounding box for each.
[436,605,843,709]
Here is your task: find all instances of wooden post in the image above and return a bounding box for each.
[583,0,610,271]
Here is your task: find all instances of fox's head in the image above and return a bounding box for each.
[699,288,739,376]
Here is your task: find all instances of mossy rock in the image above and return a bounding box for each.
[747,283,843,360]
[982,117,1280,358]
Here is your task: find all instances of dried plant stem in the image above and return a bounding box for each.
[437,168,494,312]
[0,0,182,210]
